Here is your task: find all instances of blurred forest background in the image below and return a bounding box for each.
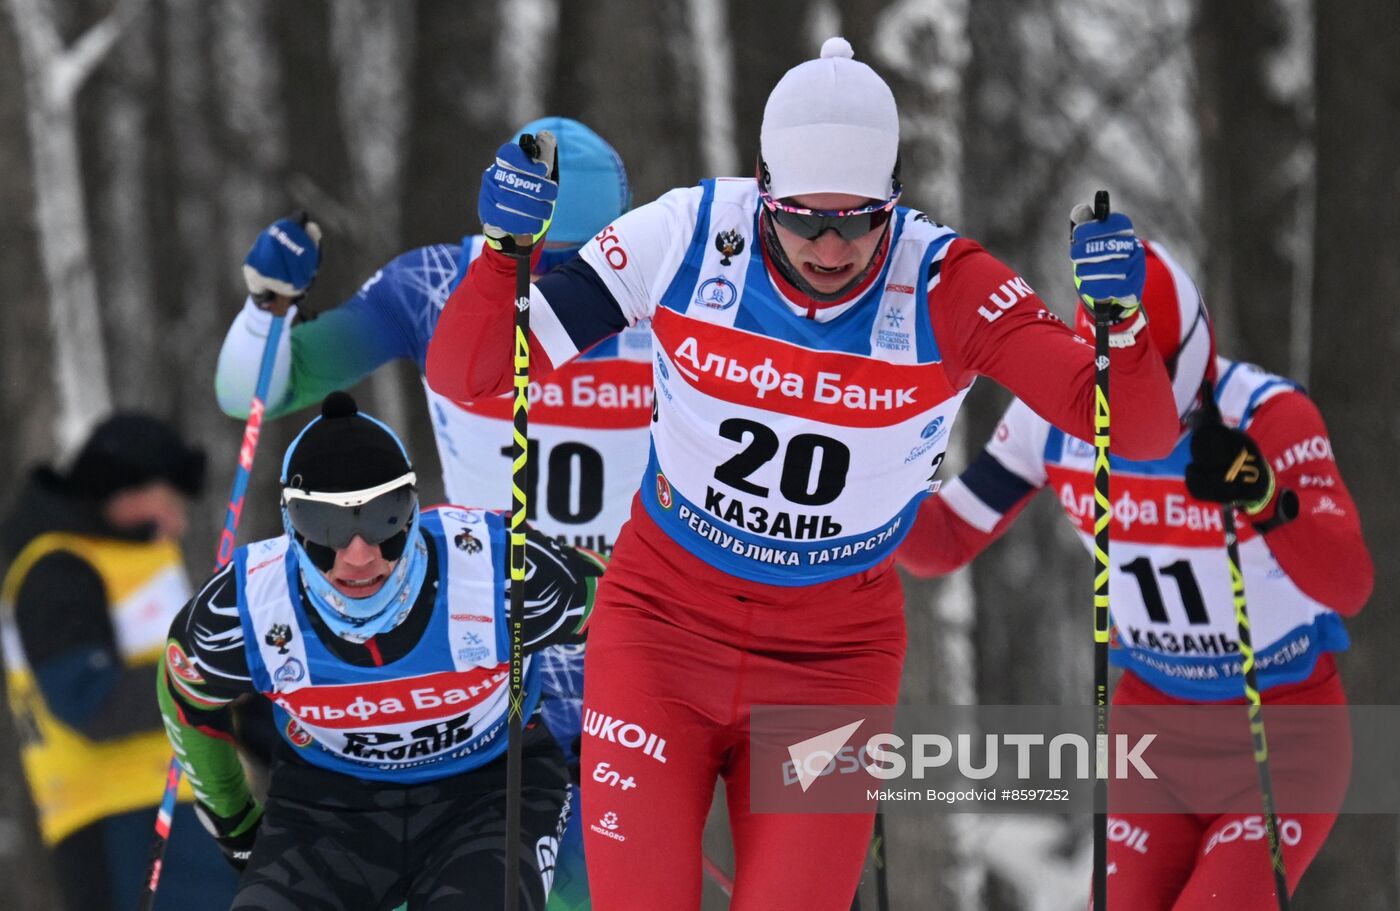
[1,0,1396,908]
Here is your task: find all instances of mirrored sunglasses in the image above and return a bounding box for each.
[759,189,900,241]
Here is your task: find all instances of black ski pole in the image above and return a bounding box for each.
[503,132,539,911]
[1193,381,1291,910]
[1088,189,1112,911]
[872,810,890,911]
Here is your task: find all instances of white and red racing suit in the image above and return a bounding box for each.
[427,178,1177,910]
[900,320,1372,909]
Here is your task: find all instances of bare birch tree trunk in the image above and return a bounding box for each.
[496,0,559,128]
[725,0,810,176]
[869,0,968,221]
[4,0,146,451]
[402,1,505,252]
[1193,0,1312,369]
[684,0,738,177]
[163,0,235,556]
[551,0,701,202]
[328,0,415,263]
[154,0,289,555]
[1305,1,1400,906]
[328,0,418,434]
[4,8,143,904]
[1,9,69,908]
[214,0,285,265]
[0,13,57,480]
[96,5,157,409]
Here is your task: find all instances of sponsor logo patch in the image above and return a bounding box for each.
[592,761,638,791]
[654,308,954,428]
[596,225,629,270]
[590,810,627,842]
[583,710,669,763]
[272,668,508,729]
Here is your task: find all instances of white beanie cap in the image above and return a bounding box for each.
[760,37,900,202]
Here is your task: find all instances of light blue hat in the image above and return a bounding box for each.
[517,117,630,246]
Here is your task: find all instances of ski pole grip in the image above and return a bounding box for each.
[1093,189,1112,328]
[512,132,541,255]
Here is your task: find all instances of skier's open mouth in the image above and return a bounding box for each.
[805,262,853,276]
[336,574,386,592]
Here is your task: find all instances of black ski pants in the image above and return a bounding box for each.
[231,722,569,911]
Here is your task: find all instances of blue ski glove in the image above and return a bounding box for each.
[1070,206,1145,325]
[243,211,322,304]
[480,130,559,254]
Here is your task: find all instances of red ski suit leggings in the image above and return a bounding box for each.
[1104,658,1348,910]
[579,506,906,911]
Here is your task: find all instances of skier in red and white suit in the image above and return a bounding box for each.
[899,235,1373,909]
[427,38,1177,911]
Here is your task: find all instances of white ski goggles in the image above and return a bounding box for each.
[282,473,417,550]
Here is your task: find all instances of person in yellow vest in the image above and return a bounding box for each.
[0,413,239,911]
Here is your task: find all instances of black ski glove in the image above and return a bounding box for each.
[570,735,584,787]
[1185,423,1274,513]
[195,798,264,872]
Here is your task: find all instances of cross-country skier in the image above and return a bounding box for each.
[425,38,1179,910]
[158,392,605,910]
[898,215,1374,909]
[214,116,636,910]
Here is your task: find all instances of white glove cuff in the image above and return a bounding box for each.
[1108,311,1149,348]
[243,265,302,300]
